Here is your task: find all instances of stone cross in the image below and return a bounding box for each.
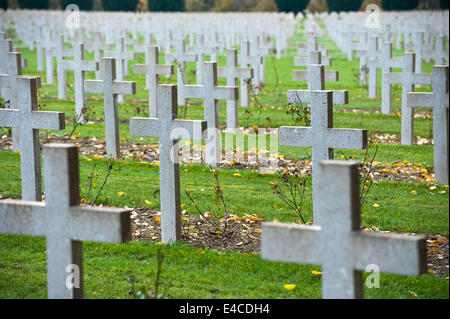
[0,77,65,201]
[383,53,431,144]
[45,46,56,85]
[262,160,427,299]
[0,35,13,99]
[59,43,98,123]
[187,34,217,84]
[295,51,331,68]
[293,64,347,106]
[134,46,173,118]
[165,38,197,106]
[280,90,367,224]
[368,42,402,106]
[405,32,426,73]
[84,57,136,158]
[407,66,449,185]
[217,49,253,132]
[105,37,136,103]
[432,36,449,66]
[85,32,110,80]
[130,85,207,243]
[238,40,263,105]
[56,35,73,100]
[0,144,131,298]
[183,62,238,167]
[356,36,380,87]
[297,42,328,59]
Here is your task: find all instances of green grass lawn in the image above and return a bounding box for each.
[0,21,448,299]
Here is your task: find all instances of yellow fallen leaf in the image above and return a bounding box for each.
[410,190,417,194]
[283,284,296,291]
[144,200,152,205]
[94,155,102,160]
[233,173,242,177]
[373,203,380,208]
[117,192,125,197]
[154,216,161,222]
[311,270,322,275]
[409,290,417,297]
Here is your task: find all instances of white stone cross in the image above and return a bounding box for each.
[130,85,206,243]
[432,36,449,66]
[0,144,131,298]
[59,43,98,123]
[280,90,367,224]
[356,36,379,87]
[295,51,331,68]
[217,49,253,132]
[262,160,427,299]
[84,57,136,158]
[407,65,449,185]
[383,53,431,144]
[297,42,328,59]
[0,77,65,201]
[165,38,197,106]
[105,37,136,103]
[368,42,402,107]
[134,46,173,118]
[293,64,348,106]
[405,32,428,74]
[85,32,110,80]
[238,40,262,106]
[56,35,73,100]
[183,62,238,167]
[188,34,217,84]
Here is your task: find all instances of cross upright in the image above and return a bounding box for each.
[238,40,263,106]
[165,38,197,106]
[134,46,173,118]
[0,76,65,201]
[45,45,56,85]
[130,85,207,243]
[262,160,427,299]
[0,35,13,99]
[56,35,74,100]
[217,48,253,132]
[293,64,348,106]
[0,144,131,298]
[84,57,136,158]
[85,32,110,80]
[383,53,431,144]
[59,43,98,123]
[433,36,449,66]
[295,50,331,68]
[368,42,402,107]
[407,66,449,185]
[105,37,136,103]
[188,34,217,84]
[356,35,379,87]
[183,61,238,167]
[280,90,367,224]
[405,31,426,73]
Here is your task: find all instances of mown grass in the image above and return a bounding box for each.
[0,22,448,299]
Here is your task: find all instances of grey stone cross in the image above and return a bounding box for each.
[383,53,431,144]
[165,38,197,106]
[0,77,65,201]
[134,46,173,118]
[293,64,348,106]
[130,85,206,243]
[188,34,217,84]
[295,50,331,68]
[0,144,131,298]
[59,43,98,123]
[238,40,263,105]
[84,57,136,158]
[85,32,110,80]
[262,160,427,299]
[217,49,253,132]
[407,66,449,185]
[183,62,238,167]
[56,35,73,100]
[280,90,367,224]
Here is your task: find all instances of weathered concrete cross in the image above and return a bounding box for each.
[59,43,98,123]
[217,49,252,132]
[134,46,173,118]
[183,62,238,167]
[84,57,136,158]
[280,90,367,224]
[383,53,431,144]
[165,38,197,106]
[0,77,65,201]
[262,160,427,299]
[0,144,131,298]
[130,85,206,243]
[407,66,449,185]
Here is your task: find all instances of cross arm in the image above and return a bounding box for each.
[214,86,238,101]
[31,111,65,130]
[183,85,205,99]
[331,90,348,105]
[293,70,308,82]
[383,72,403,85]
[279,126,312,147]
[328,128,368,150]
[84,80,104,94]
[69,206,131,243]
[81,61,99,72]
[407,92,433,108]
[0,200,46,236]
[294,57,307,66]
[130,117,160,138]
[171,120,207,139]
[353,232,427,276]
[235,68,253,79]
[112,81,136,95]
[287,90,312,104]
[261,222,322,265]
[0,109,17,127]
[155,64,173,76]
[0,74,8,87]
